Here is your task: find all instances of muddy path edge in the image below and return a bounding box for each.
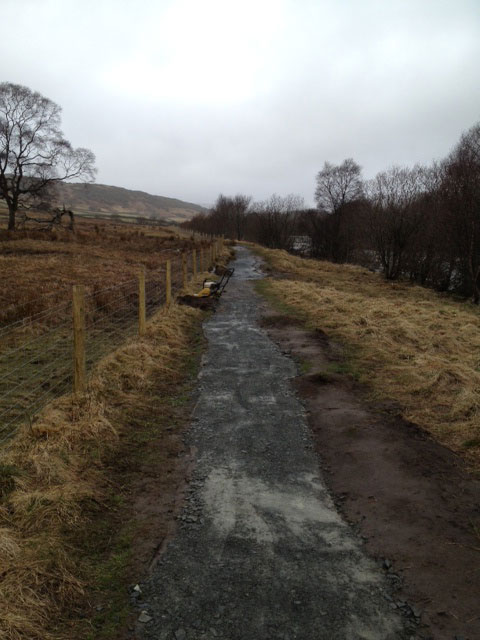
[259,260,480,640]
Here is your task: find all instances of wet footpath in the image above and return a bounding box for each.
[135,246,410,640]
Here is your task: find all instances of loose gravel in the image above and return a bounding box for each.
[134,246,409,640]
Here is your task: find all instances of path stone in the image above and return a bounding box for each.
[137,246,408,639]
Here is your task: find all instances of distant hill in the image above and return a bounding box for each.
[54,182,207,223]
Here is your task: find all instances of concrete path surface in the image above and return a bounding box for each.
[136,246,408,640]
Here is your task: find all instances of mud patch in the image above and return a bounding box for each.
[263,311,480,640]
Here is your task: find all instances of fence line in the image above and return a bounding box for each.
[0,240,224,444]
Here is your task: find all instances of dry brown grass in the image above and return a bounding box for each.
[0,299,204,640]
[0,236,231,640]
[254,246,480,467]
[0,217,204,327]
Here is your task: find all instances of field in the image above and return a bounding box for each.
[0,216,215,443]
[0,219,231,640]
[0,215,199,323]
[253,246,480,468]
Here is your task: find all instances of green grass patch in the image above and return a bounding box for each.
[254,279,308,323]
[298,359,313,375]
[85,525,136,640]
[463,438,480,449]
[326,361,362,382]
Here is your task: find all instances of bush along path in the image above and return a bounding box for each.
[132,246,411,640]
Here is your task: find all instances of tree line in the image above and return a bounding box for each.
[184,122,480,303]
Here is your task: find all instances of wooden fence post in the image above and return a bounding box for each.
[182,252,187,289]
[138,270,146,336]
[193,249,197,279]
[200,248,204,273]
[72,285,86,394]
[166,260,172,306]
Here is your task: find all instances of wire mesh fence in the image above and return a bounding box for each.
[0,244,219,445]
[0,300,73,443]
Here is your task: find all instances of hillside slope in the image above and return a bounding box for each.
[54,182,207,222]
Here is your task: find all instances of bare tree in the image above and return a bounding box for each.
[253,194,304,249]
[0,82,96,230]
[366,166,425,279]
[231,194,251,240]
[314,158,363,213]
[403,163,457,290]
[441,123,480,302]
[203,193,252,239]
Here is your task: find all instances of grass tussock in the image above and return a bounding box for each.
[0,300,204,640]
[254,246,480,467]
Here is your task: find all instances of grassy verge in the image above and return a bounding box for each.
[252,245,480,469]
[0,242,237,640]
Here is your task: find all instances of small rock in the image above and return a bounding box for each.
[174,629,187,640]
[133,584,142,593]
[387,573,400,581]
[383,559,392,570]
[138,611,152,623]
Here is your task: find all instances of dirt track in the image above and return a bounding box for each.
[264,312,480,640]
[133,247,413,640]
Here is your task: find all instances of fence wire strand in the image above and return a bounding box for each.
[0,245,216,444]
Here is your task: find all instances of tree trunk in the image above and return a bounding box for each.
[7,203,16,230]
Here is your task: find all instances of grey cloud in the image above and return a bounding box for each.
[2,0,479,208]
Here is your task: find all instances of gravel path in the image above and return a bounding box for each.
[135,246,409,640]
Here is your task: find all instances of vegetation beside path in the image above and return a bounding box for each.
[252,245,480,470]
[0,241,239,640]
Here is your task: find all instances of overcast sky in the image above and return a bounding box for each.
[2,0,479,207]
